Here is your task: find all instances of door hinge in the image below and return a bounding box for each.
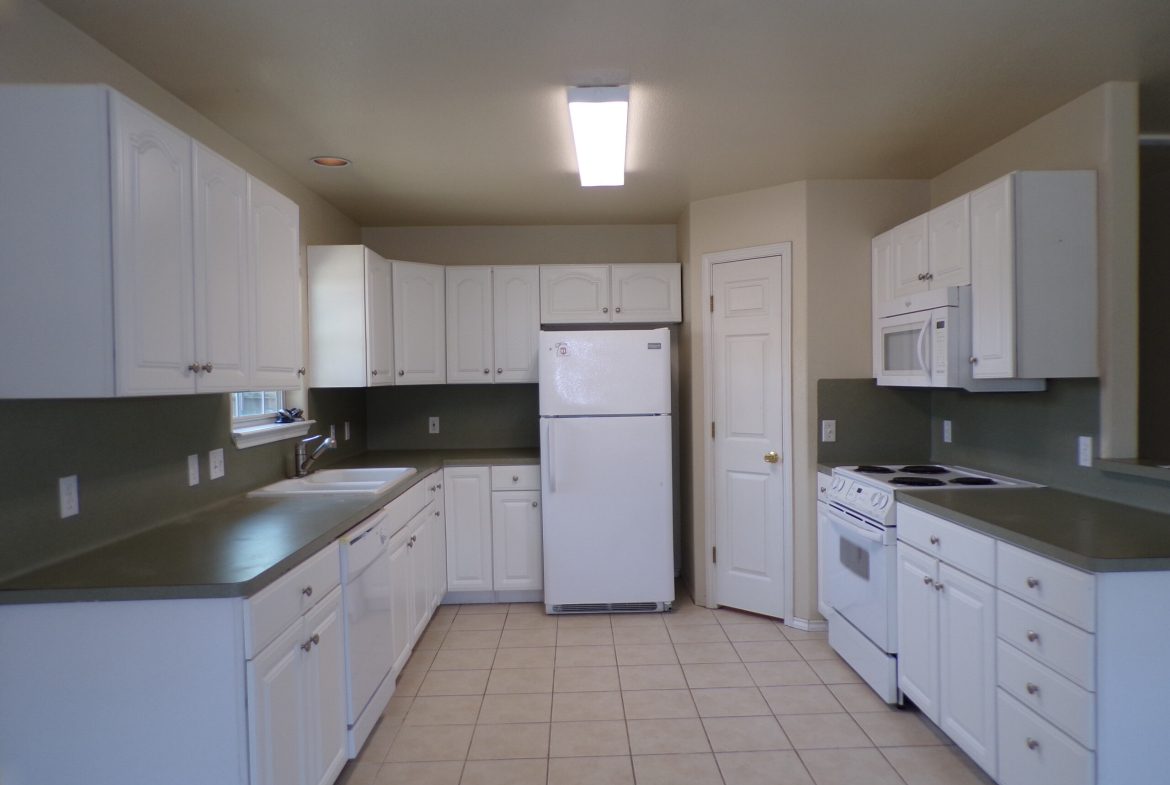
[712,546,717,564]
[711,421,715,439]
[709,295,714,313]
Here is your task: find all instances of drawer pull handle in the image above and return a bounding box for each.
[1026,630,1040,643]
[1026,682,1040,695]
[302,585,313,597]
[1026,577,1041,589]
[929,535,940,545]
[922,576,934,587]
[1026,737,1040,751]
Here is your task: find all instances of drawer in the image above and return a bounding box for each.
[997,640,1095,748]
[997,690,1093,785]
[384,478,430,535]
[998,591,1095,690]
[897,504,995,583]
[491,465,540,491]
[997,541,1095,632]
[245,541,340,658]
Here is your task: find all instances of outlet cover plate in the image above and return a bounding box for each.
[1077,436,1093,467]
[429,416,440,435]
[209,448,225,480]
[187,454,200,486]
[59,475,79,518]
[943,420,953,443]
[820,419,836,443]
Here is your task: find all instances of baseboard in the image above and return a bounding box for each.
[783,616,828,632]
[442,589,544,605]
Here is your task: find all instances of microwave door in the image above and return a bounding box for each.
[876,312,931,387]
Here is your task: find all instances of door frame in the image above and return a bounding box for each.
[701,243,794,621]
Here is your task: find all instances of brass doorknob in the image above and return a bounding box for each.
[764,451,779,464]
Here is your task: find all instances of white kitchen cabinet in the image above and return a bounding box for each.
[248,176,304,390]
[491,490,543,591]
[927,194,972,289]
[447,266,541,384]
[446,266,495,382]
[247,584,346,785]
[815,473,833,619]
[409,507,433,642]
[430,480,448,611]
[540,264,681,324]
[493,266,541,382]
[193,142,251,392]
[308,245,394,387]
[968,170,1097,380]
[388,522,415,674]
[885,214,930,302]
[444,466,494,591]
[393,260,446,384]
[872,202,970,318]
[897,540,997,777]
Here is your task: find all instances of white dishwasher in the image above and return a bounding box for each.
[340,509,395,757]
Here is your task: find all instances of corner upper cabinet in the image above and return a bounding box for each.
[392,261,446,384]
[540,263,681,324]
[968,171,1097,380]
[307,245,394,387]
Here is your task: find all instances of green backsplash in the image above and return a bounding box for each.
[367,384,539,450]
[815,379,933,467]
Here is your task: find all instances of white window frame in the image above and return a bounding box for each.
[229,390,314,449]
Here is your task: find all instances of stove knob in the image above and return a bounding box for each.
[871,492,882,507]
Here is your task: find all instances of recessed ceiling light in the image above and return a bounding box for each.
[567,85,629,187]
[311,156,351,168]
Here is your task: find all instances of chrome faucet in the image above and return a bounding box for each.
[295,434,336,477]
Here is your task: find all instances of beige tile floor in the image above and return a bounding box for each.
[337,595,994,785]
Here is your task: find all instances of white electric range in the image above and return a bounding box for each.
[822,463,1038,703]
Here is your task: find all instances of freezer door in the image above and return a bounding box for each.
[539,329,671,416]
[540,415,674,606]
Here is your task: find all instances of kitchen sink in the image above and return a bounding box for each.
[248,467,417,496]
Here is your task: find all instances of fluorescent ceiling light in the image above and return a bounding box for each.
[567,85,629,187]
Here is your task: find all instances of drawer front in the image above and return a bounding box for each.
[245,541,340,658]
[897,504,995,583]
[997,541,1095,632]
[998,591,1095,690]
[997,640,1095,748]
[491,465,540,491]
[997,690,1094,785]
[385,479,429,535]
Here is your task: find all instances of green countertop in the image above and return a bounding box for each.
[0,448,538,604]
[898,488,1170,572]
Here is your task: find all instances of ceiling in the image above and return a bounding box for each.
[40,0,1170,226]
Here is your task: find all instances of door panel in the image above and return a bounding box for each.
[249,177,302,389]
[393,261,446,384]
[970,175,1016,378]
[939,564,997,776]
[492,490,542,590]
[712,255,786,618]
[365,252,394,384]
[446,266,494,383]
[493,266,540,382]
[611,264,681,322]
[897,544,939,723]
[539,265,610,323]
[443,467,493,591]
[890,215,929,300]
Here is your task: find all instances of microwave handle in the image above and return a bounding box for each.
[916,318,931,376]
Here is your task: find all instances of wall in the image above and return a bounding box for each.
[367,385,539,450]
[0,0,363,579]
[362,225,677,266]
[930,82,1140,459]
[816,380,932,467]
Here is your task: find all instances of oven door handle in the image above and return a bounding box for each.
[828,508,886,544]
[916,318,931,377]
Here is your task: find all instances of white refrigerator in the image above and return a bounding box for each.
[539,328,674,612]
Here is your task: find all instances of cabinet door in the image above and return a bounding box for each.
[871,230,896,320]
[492,266,540,382]
[393,261,446,384]
[969,174,1016,378]
[364,251,394,385]
[110,93,196,396]
[249,176,303,389]
[431,499,448,611]
[193,142,251,392]
[890,215,929,300]
[896,544,940,723]
[446,266,494,383]
[611,264,681,322]
[388,527,415,674]
[247,620,308,785]
[410,512,432,642]
[304,587,347,785]
[443,467,493,591]
[491,490,543,591]
[816,501,833,618]
[927,194,971,289]
[938,564,997,777]
[540,265,611,323]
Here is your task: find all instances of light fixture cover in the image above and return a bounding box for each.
[567,85,629,187]
[311,156,351,167]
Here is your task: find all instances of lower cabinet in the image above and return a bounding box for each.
[491,490,542,590]
[247,585,347,785]
[897,542,997,777]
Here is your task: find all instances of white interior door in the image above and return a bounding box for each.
[711,254,787,618]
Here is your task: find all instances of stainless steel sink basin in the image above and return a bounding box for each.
[249,467,417,496]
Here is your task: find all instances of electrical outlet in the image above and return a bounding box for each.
[820,419,836,443]
[943,420,953,443]
[330,424,337,442]
[344,421,351,441]
[187,454,200,486]
[429,416,440,435]
[59,475,79,518]
[209,448,225,480]
[1077,435,1093,468]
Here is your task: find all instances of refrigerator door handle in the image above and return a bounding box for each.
[548,419,557,493]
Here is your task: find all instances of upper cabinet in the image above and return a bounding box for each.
[540,263,681,324]
[873,198,969,318]
[307,245,394,387]
[969,171,1097,380]
[0,85,303,398]
[393,261,446,384]
[447,266,540,384]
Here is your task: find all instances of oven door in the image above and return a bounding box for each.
[874,310,933,387]
[825,505,898,653]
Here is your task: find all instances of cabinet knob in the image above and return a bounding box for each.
[301,639,312,652]
[410,535,416,543]
[968,356,978,364]
[1026,738,1040,751]
[407,540,414,548]
[297,367,306,376]
[201,362,214,374]
[483,368,490,374]
[434,510,440,516]
[917,273,925,281]
[1026,630,1040,643]
[615,306,621,313]
[1026,577,1040,589]
[602,307,609,313]
[429,485,436,492]
[437,483,442,489]
[188,362,202,374]
[929,535,940,545]
[925,272,933,281]
[398,370,405,376]
[922,576,934,587]
[531,501,538,508]
[302,585,313,597]
[933,582,944,592]
[513,475,519,482]
[372,370,378,376]
[497,368,503,374]
[1026,682,1040,695]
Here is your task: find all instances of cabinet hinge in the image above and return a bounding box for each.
[712,546,717,564]
[710,295,714,313]
[711,421,715,439]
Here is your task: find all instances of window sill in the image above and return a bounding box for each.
[1096,458,1170,484]
[231,420,315,450]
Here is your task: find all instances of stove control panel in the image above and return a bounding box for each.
[828,476,893,521]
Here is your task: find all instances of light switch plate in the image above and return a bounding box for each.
[1077,435,1093,467]
[209,448,225,480]
[59,475,79,518]
[429,416,440,435]
[820,419,836,443]
[943,420,953,443]
[187,454,200,486]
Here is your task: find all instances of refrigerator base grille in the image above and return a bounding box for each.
[548,602,671,614]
